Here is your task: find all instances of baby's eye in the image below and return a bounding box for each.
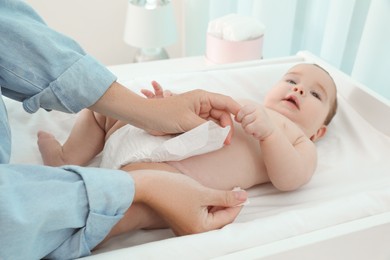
[310,90,321,100]
[286,79,296,85]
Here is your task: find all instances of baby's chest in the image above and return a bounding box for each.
[268,111,303,143]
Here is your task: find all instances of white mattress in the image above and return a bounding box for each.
[7,53,390,259]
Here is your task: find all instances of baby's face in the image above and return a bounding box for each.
[263,63,337,139]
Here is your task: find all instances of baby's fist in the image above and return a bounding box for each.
[236,104,274,140]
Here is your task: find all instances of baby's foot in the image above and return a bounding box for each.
[37,131,66,166]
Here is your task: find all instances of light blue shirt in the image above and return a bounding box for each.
[0,0,135,259]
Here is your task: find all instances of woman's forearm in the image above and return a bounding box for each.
[89,81,153,129]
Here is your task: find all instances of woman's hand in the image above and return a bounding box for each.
[131,170,247,235]
[150,89,240,144]
[139,81,241,144]
[90,82,241,144]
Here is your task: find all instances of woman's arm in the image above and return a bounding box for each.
[130,170,247,236]
[0,164,134,259]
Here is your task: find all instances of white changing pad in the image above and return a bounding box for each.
[6,53,390,259]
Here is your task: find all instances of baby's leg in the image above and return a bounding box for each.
[97,202,167,248]
[120,162,181,174]
[108,163,180,232]
[97,164,178,246]
[38,109,118,166]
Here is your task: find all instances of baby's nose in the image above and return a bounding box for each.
[293,86,305,96]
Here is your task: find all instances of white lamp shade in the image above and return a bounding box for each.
[124,2,178,48]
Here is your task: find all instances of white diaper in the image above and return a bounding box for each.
[100,121,230,169]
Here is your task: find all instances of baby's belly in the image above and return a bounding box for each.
[167,129,269,190]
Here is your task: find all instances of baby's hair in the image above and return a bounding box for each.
[312,63,338,125]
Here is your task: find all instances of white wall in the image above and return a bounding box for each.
[26,0,183,66]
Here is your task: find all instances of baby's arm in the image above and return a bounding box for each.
[236,103,317,191]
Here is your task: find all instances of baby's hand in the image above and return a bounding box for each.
[141,81,173,99]
[235,104,275,140]
[140,81,174,136]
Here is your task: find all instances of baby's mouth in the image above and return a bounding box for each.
[283,95,300,109]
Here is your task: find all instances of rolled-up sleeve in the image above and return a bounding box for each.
[22,54,117,113]
[0,0,117,114]
[0,164,135,260]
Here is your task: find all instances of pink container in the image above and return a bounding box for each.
[205,33,264,64]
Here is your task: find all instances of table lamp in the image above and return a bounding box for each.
[124,0,178,62]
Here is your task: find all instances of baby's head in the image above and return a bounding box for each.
[264,63,337,141]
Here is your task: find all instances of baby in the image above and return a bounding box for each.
[38,63,337,193]
[38,63,337,236]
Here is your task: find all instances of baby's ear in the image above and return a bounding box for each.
[310,125,327,142]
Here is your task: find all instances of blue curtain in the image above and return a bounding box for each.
[182,0,390,100]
